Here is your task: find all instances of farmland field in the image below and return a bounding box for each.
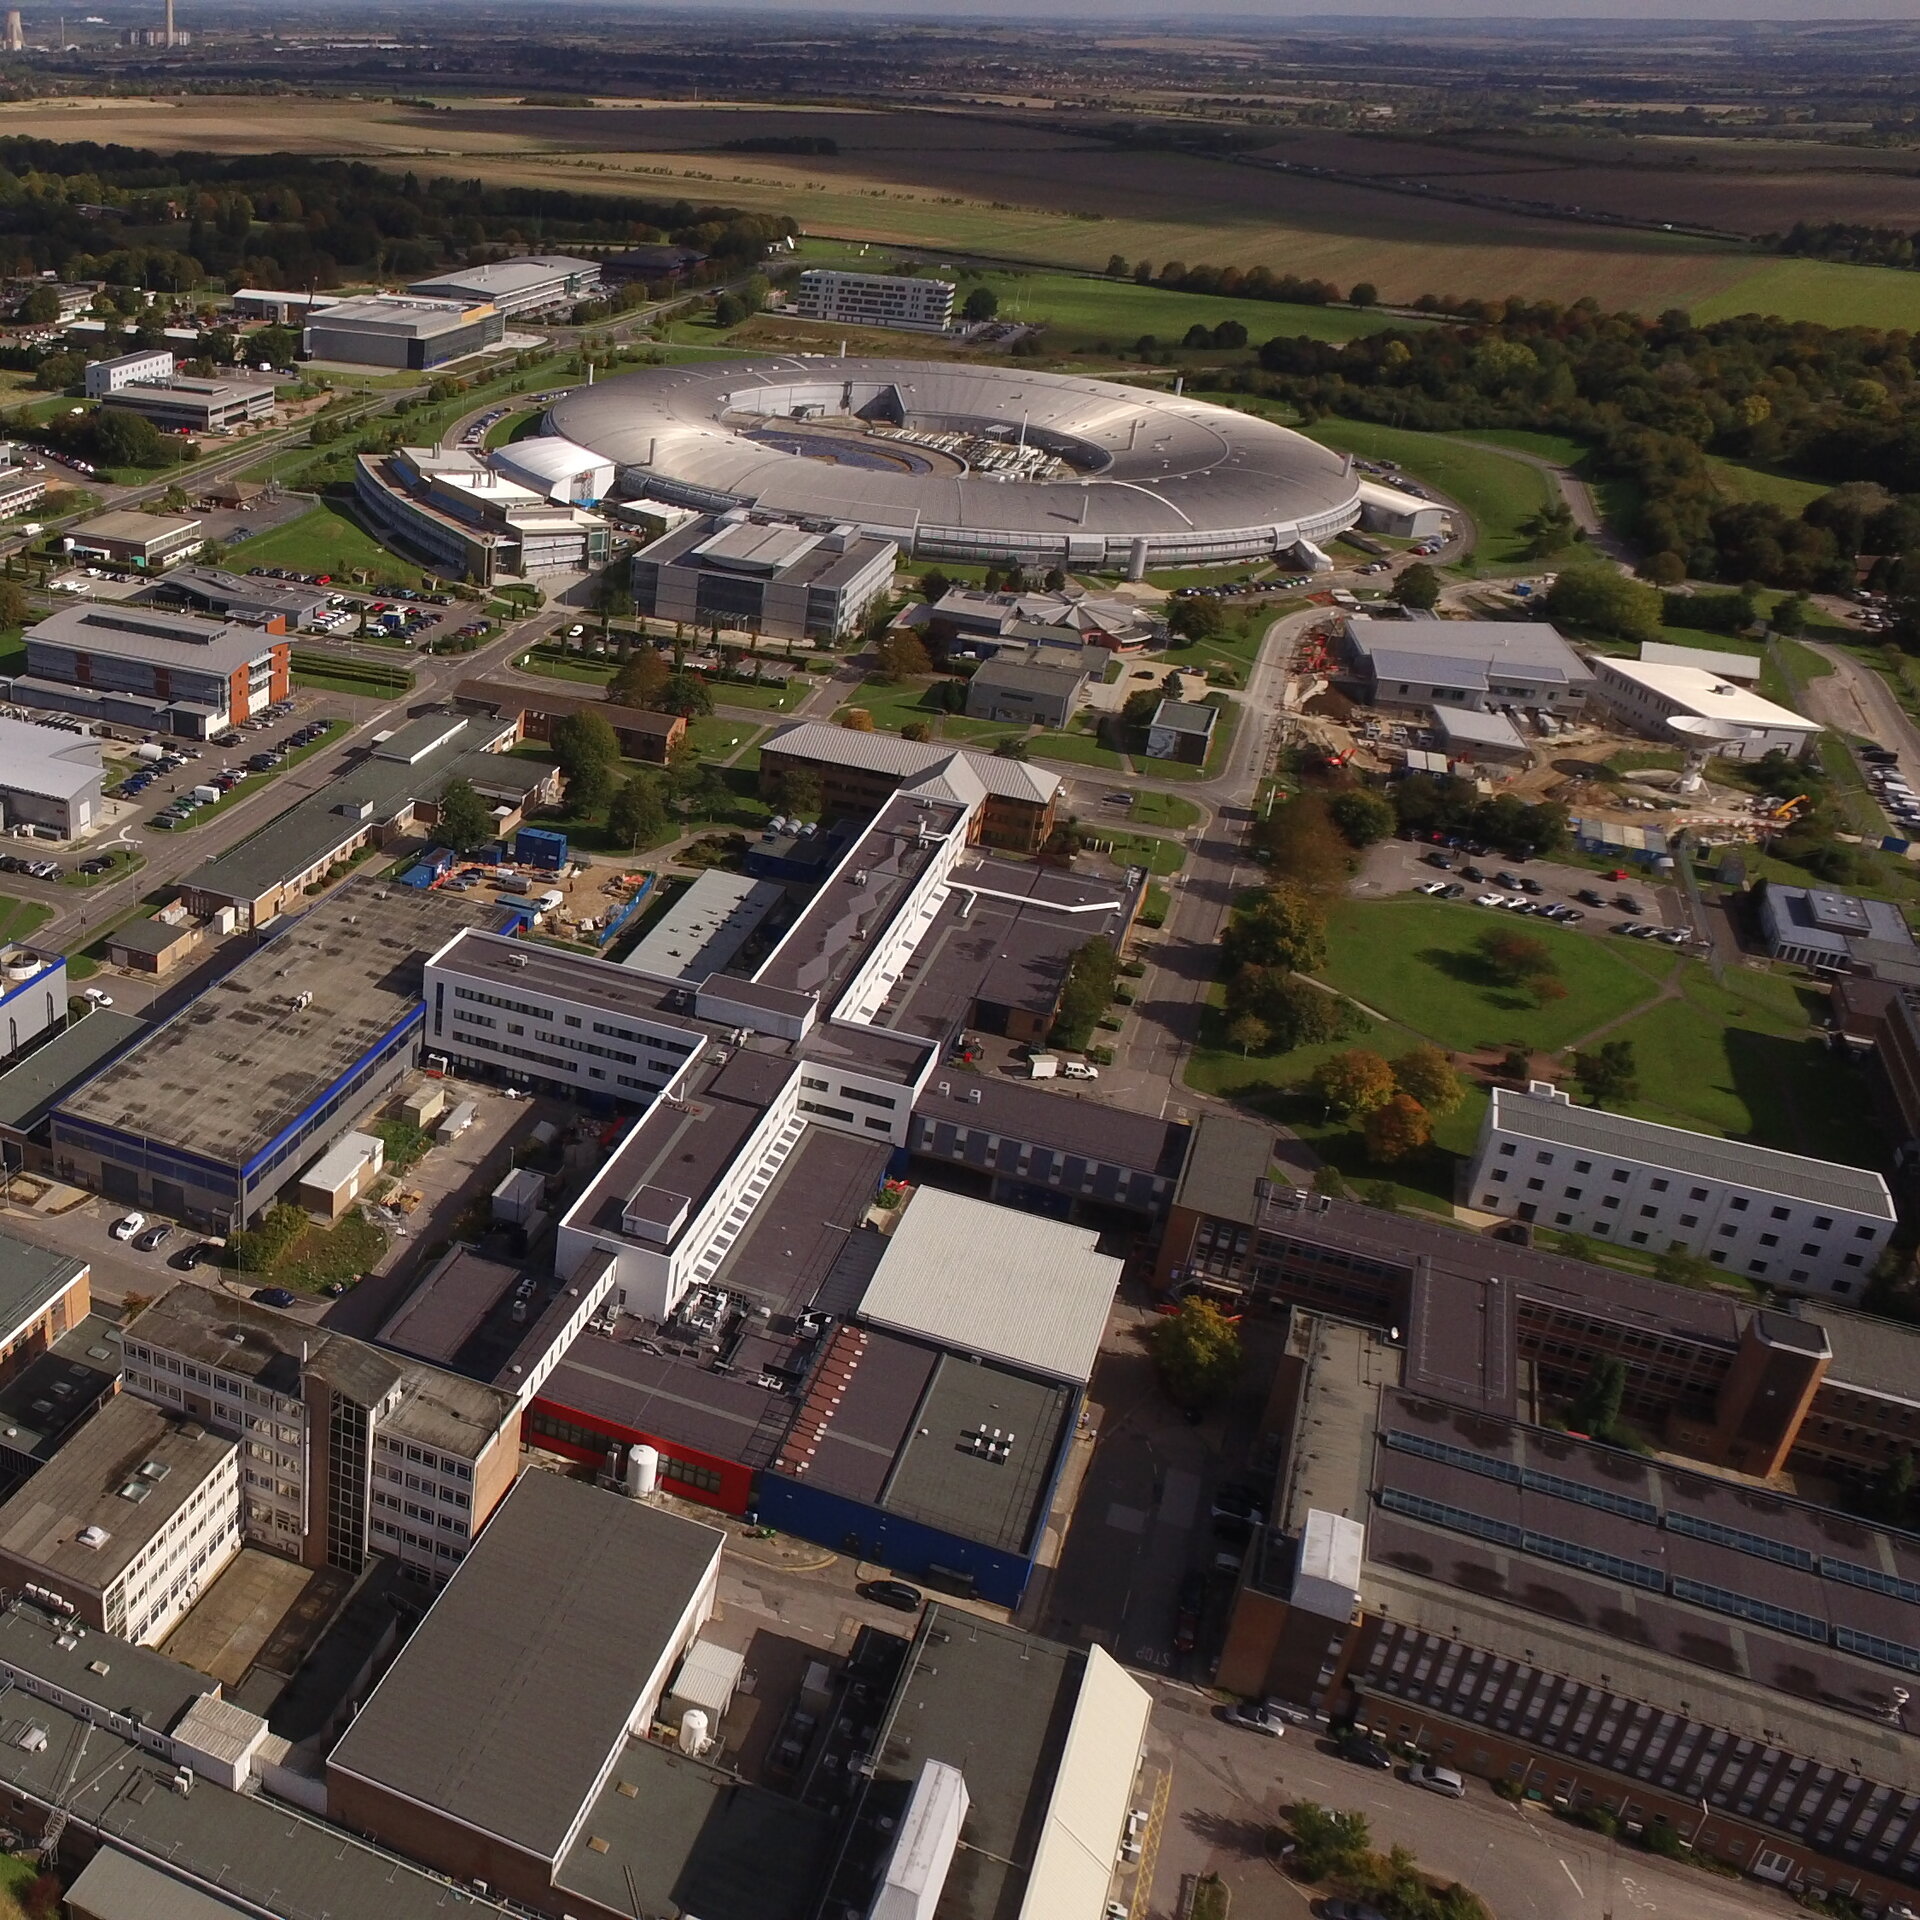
[0,95,1912,325]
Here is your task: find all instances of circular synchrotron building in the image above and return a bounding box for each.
[544,357,1363,571]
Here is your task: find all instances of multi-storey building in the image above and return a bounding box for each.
[82,348,175,397]
[789,270,955,333]
[0,1393,241,1643]
[17,602,286,737]
[100,375,276,435]
[1470,1083,1894,1298]
[119,1285,518,1586]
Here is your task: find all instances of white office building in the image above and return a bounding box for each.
[1470,1083,1895,1299]
[1587,655,1817,761]
[1343,617,1591,714]
[790,270,955,333]
[83,348,174,398]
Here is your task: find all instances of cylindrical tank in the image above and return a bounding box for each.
[677,1709,709,1757]
[627,1444,660,1498]
[1,952,38,983]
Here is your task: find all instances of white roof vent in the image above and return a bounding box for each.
[76,1525,110,1549]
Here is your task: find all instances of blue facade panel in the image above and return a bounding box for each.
[753,1474,1038,1609]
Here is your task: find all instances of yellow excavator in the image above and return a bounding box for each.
[1769,794,1809,823]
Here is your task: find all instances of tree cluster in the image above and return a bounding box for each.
[1311,1043,1463,1162]
[1388,773,1569,858]
[1150,1298,1243,1410]
[1052,937,1119,1051]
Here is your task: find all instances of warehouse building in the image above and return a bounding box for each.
[325,1472,725,1914]
[1588,654,1818,760]
[15,602,287,737]
[120,1283,519,1584]
[1342,615,1591,714]
[630,512,897,643]
[230,287,338,323]
[488,434,615,505]
[0,1392,241,1643]
[0,716,103,836]
[789,269,954,333]
[1760,883,1919,974]
[963,648,1092,728]
[52,881,512,1228]
[1469,1082,1894,1297]
[406,253,602,318]
[99,374,275,435]
[302,293,503,370]
[62,510,203,574]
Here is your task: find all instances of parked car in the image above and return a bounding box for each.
[1319,1901,1387,1920]
[250,1286,297,1309]
[1408,1763,1467,1798]
[857,1578,924,1613]
[169,1240,220,1270]
[110,1212,146,1241]
[1341,1735,1394,1770]
[1417,880,1447,896]
[132,1223,171,1252]
[82,987,113,1007]
[1224,1701,1286,1738]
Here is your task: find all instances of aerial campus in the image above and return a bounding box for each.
[0,14,1909,1920]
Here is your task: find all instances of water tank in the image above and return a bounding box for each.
[678,1708,710,1757]
[627,1444,660,1498]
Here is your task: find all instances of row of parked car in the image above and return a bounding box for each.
[1863,750,1920,831]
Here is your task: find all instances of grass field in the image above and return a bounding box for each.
[0,895,50,945]
[953,268,1419,350]
[1704,456,1830,514]
[235,502,427,587]
[835,678,1018,741]
[290,653,414,699]
[1300,421,1555,572]
[1693,257,1920,330]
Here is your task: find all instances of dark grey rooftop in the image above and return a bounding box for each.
[1169,1111,1277,1225]
[0,1011,147,1138]
[554,1736,835,1920]
[0,1598,214,1734]
[327,1470,725,1863]
[61,882,503,1171]
[913,1073,1190,1181]
[0,1227,87,1343]
[376,1246,523,1372]
[105,917,195,958]
[0,1311,122,1467]
[1797,1303,1920,1405]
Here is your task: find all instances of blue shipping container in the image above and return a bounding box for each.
[516,827,569,869]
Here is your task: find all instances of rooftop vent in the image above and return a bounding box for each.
[76,1524,111,1548]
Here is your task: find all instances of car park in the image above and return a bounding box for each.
[1408,1763,1467,1798]
[857,1578,924,1613]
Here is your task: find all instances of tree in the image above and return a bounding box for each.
[1105,253,1130,277]
[1391,560,1441,610]
[1223,884,1327,974]
[608,646,669,709]
[1288,1803,1372,1882]
[1393,1043,1464,1114]
[1150,1299,1242,1409]
[551,709,621,779]
[1224,967,1351,1053]
[1364,1092,1431,1163]
[17,284,59,325]
[918,567,954,603]
[436,776,494,852]
[1349,282,1379,308]
[1226,1012,1270,1056]
[1771,591,1811,637]
[901,720,932,742]
[840,707,876,733]
[874,629,933,682]
[1653,1245,1716,1290]
[1312,1164,1351,1199]
[1166,595,1228,644]
[1312,1048,1396,1118]
[1573,1039,1639,1106]
[772,766,822,817]
[1328,786,1396,848]
[658,671,714,717]
[607,772,666,850]
[1543,563,1662,646]
[0,579,27,630]
[1053,937,1118,1049]
[1569,1354,1627,1440]
[713,292,746,327]
[1477,926,1557,989]
[1253,792,1357,892]
[91,406,171,469]
[567,756,616,818]
[962,285,999,323]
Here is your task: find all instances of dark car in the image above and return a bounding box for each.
[1616,894,1644,912]
[1517,876,1544,895]
[250,1286,298,1309]
[1422,851,1451,870]
[858,1578,924,1613]
[1320,1901,1387,1920]
[1459,866,1483,883]
[169,1240,220,1270]
[1342,1736,1395,1770]
[131,1223,171,1252]
[1493,870,1520,889]
[1175,1571,1204,1653]
[1576,888,1604,907]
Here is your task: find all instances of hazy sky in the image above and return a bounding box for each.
[669,1,1920,17]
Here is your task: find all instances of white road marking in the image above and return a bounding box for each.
[1559,1859,1583,1897]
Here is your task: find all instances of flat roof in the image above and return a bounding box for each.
[1640,639,1761,681]
[1347,616,1590,685]
[327,1471,723,1863]
[107,916,194,958]
[1434,705,1529,750]
[1150,698,1218,734]
[1488,1086,1893,1220]
[0,1227,86,1346]
[61,882,505,1175]
[970,655,1090,696]
[1596,656,1816,732]
[0,1009,144,1137]
[0,1312,123,1466]
[857,1186,1119,1385]
[554,1736,834,1920]
[0,715,101,801]
[0,1595,213,1733]
[0,1393,232,1593]
[69,511,201,545]
[1170,1110,1276,1225]
[408,254,598,301]
[621,869,786,983]
[63,1848,256,1920]
[27,605,271,681]
[309,292,494,334]
[913,1072,1190,1182]
[145,568,330,621]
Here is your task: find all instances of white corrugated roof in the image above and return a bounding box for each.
[1639,640,1761,682]
[766,722,1059,805]
[1596,657,1815,732]
[858,1187,1120,1384]
[665,1637,745,1716]
[1017,1644,1152,1920]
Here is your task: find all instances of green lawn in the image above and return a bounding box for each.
[1300,421,1555,573]
[516,647,617,686]
[955,268,1426,350]
[1458,429,1593,468]
[289,655,414,699]
[1127,790,1201,830]
[1694,257,1920,331]
[1317,896,1669,1054]
[1028,726,1130,772]
[1705,456,1830,514]
[682,716,766,762]
[837,677,1018,741]
[235,502,428,587]
[1085,828,1185,874]
[710,677,808,713]
[485,407,541,449]
[0,895,50,944]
